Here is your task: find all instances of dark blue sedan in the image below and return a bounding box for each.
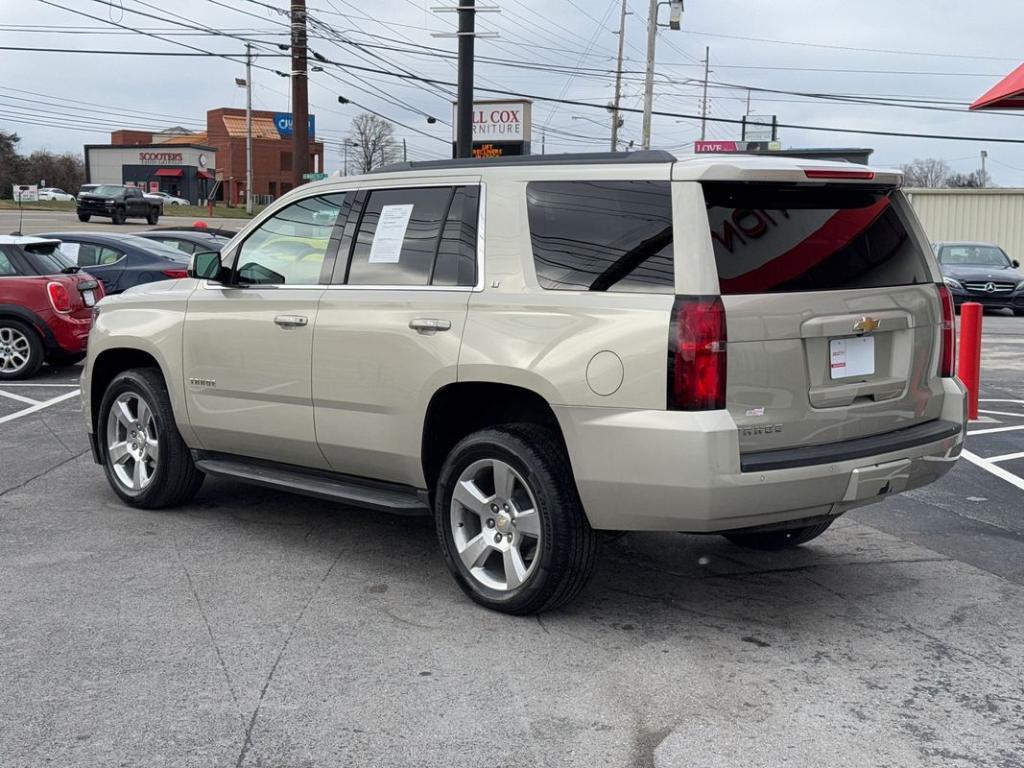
[37,232,190,294]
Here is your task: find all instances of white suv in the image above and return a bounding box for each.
[82,151,966,614]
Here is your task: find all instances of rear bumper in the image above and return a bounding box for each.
[554,378,967,532]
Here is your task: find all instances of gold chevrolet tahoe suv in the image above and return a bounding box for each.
[81,151,967,614]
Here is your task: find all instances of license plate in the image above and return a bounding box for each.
[82,289,96,307]
[830,336,874,379]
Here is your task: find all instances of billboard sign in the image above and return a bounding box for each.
[744,114,776,142]
[694,140,782,153]
[12,184,38,202]
[274,113,316,139]
[451,99,532,158]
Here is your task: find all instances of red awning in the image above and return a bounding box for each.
[154,167,183,177]
[197,170,213,180]
[970,62,1024,110]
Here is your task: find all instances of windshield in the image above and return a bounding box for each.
[23,242,77,274]
[90,185,126,196]
[118,235,190,261]
[939,244,1010,267]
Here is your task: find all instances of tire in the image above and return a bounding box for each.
[111,206,126,225]
[97,368,204,509]
[723,520,834,551]
[0,319,44,381]
[47,351,86,368]
[147,209,159,225]
[1014,310,1024,317]
[434,424,599,615]
[77,213,91,222]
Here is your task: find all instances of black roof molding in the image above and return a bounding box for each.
[373,150,677,173]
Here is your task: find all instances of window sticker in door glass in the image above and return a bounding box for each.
[60,242,80,263]
[368,204,414,264]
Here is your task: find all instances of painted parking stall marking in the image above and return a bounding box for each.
[963,398,1024,492]
[0,383,80,425]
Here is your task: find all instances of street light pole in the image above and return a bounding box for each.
[641,0,657,149]
[456,0,476,158]
[245,42,253,215]
[611,0,627,152]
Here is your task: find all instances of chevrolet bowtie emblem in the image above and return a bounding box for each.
[853,316,880,333]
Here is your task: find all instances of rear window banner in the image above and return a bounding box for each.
[703,183,930,294]
[368,204,414,264]
[60,242,81,262]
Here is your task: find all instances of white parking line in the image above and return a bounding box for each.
[0,389,41,406]
[978,398,1024,404]
[0,389,80,425]
[0,382,80,388]
[986,450,1024,464]
[962,450,1024,492]
[977,409,1024,419]
[968,424,1024,436]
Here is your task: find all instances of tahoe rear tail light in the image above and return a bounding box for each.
[668,295,727,410]
[162,268,189,279]
[46,281,72,314]
[937,283,956,378]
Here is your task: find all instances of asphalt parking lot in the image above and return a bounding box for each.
[0,208,243,236]
[1,317,1023,767]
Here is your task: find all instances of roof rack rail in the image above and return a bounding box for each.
[372,150,677,173]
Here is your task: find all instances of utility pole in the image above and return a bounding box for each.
[245,43,253,215]
[980,149,988,187]
[641,0,657,149]
[456,0,476,158]
[290,0,309,188]
[403,138,407,162]
[611,0,628,152]
[699,46,710,141]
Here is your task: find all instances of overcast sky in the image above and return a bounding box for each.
[3,0,1024,183]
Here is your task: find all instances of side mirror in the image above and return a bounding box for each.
[189,251,222,281]
[1013,259,1020,268]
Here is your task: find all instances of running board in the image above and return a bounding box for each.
[192,453,430,515]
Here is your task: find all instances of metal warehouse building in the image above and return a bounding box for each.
[906,187,1024,260]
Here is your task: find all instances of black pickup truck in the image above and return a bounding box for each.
[77,185,162,225]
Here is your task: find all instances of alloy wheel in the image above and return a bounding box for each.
[0,326,31,374]
[450,458,543,591]
[106,392,160,492]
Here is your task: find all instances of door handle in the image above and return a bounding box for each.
[409,318,452,334]
[274,314,308,328]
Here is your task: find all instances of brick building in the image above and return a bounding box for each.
[87,109,324,206]
[206,108,324,205]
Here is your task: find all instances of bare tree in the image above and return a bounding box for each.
[900,157,951,188]
[346,113,398,174]
[946,169,992,188]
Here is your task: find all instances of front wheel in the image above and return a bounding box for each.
[77,213,91,222]
[723,520,834,551]
[111,207,126,225]
[98,368,204,508]
[434,425,599,614]
[147,210,159,225]
[1014,309,1024,317]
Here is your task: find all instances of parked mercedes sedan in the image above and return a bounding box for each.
[37,232,189,294]
[935,241,1024,315]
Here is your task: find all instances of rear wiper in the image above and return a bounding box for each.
[60,265,81,274]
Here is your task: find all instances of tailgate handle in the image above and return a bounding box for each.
[273,314,308,328]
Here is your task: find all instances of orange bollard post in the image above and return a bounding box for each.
[957,301,983,420]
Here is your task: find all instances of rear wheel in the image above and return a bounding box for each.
[98,368,204,508]
[77,213,91,222]
[111,206,126,225]
[0,319,43,380]
[1015,309,1024,317]
[723,520,834,551]
[434,424,598,614]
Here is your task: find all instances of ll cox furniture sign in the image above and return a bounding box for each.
[452,99,533,158]
[273,113,317,139]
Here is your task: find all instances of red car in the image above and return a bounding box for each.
[0,235,103,380]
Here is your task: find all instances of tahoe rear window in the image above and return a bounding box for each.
[526,181,674,293]
[703,182,931,294]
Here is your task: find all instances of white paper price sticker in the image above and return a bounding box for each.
[368,204,414,264]
[830,336,875,379]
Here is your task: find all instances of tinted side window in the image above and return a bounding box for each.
[347,187,454,286]
[0,249,17,276]
[703,183,931,294]
[235,193,346,285]
[526,181,674,293]
[432,186,479,287]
